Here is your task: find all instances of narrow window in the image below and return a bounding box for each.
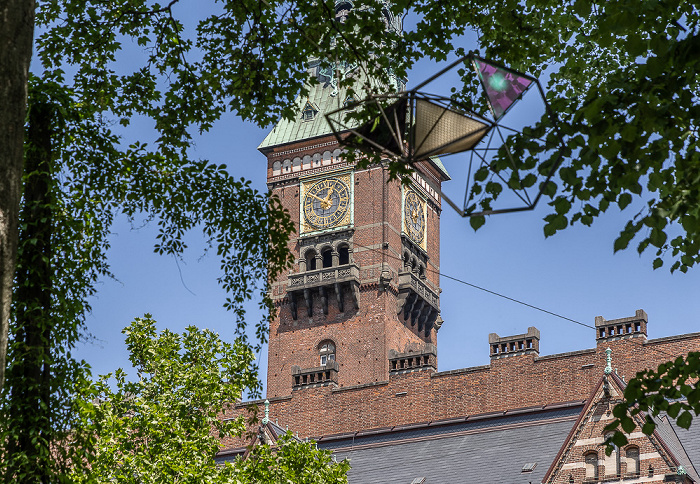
[338,246,350,265]
[322,248,333,268]
[585,452,599,479]
[319,341,336,366]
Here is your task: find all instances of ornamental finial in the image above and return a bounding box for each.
[604,348,613,375]
[677,466,687,476]
[262,399,270,425]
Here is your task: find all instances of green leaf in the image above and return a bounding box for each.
[470,215,486,231]
[618,193,632,210]
[677,411,693,429]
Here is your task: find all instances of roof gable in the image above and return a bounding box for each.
[543,370,695,484]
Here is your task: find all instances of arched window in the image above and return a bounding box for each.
[585,452,599,480]
[322,248,333,268]
[625,446,640,476]
[338,245,350,265]
[305,250,317,271]
[319,341,336,366]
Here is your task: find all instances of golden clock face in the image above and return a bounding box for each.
[303,178,351,229]
[404,190,425,243]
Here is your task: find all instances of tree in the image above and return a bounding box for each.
[3,1,394,480]
[232,433,350,484]
[0,0,36,392]
[72,316,349,484]
[605,352,700,450]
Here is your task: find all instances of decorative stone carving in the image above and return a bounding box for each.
[396,270,440,336]
[287,264,360,319]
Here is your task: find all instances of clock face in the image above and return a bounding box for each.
[404,190,425,243]
[303,178,351,229]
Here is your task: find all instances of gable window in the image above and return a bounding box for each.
[585,452,599,480]
[302,101,318,121]
[604,432,620,476]
[319,341,335,366]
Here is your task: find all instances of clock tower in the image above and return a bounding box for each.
[259,1,450,399]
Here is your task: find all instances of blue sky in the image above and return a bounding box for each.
[77,82,700,397]
[71,6,700,396]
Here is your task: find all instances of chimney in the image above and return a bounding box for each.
[595,309,647,342]
[489,327,540,359]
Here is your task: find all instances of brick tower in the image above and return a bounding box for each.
[259,6,449,397]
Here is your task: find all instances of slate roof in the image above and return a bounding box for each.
[320,404,584,484]
[314,401,700,484]
[662,415,700,482]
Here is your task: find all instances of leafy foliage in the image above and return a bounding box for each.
[604,352,700,450]
[394,0,700,272]
[232,433,350,483]
[72,317,348,484]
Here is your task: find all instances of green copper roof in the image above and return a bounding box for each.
[257,65,450,181]
[258,81,350,151]
[428,156,450,181]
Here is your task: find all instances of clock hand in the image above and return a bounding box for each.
[308,193,328,204]
[324,186,334,204]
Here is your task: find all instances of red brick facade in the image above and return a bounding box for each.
[222,125,700,452]
[221,329,700,450]
[263,135,443,398]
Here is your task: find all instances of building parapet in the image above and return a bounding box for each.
[389,344,437,374]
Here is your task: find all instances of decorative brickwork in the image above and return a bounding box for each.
[595,309,648,342]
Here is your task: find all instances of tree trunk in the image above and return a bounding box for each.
[0,0,36,390]
[5,98,53,484]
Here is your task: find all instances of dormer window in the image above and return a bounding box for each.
[319,341,336,366]
[302,101,318,121]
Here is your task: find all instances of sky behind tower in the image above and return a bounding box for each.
[74,6,700,396]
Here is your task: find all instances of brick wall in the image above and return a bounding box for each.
[220,329,700,450]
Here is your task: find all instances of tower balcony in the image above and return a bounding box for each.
[396,270,441,336]
[291,361,339,389]
[286,264,360,319]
